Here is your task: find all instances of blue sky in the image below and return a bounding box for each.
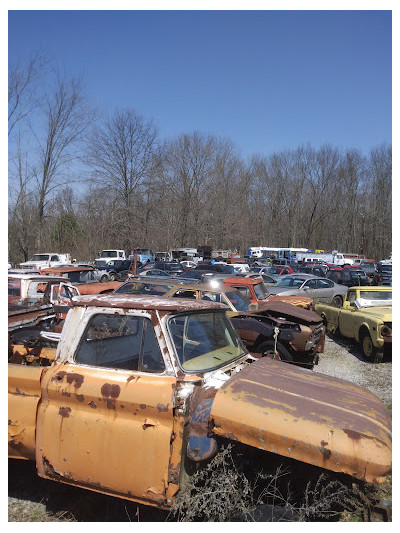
[8,9,392,158]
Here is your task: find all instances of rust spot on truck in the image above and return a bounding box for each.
[75,394,84,402]
[140,404,147,409]
[59,407,71,418]
[88,401,97,409]
[101,383,121,398]
[66,373,84,388]
[157,403,169,412]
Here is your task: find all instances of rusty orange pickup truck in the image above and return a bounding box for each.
[8,294,391,516]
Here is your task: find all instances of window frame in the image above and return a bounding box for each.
[73,312,167,374]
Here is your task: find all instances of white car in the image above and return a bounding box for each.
[232,262,250,273]
[180,260,197,269]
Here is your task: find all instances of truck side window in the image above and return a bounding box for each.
[347,292,357,306]
[75,314,143,370]
[141,321,165,373]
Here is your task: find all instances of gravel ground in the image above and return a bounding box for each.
[8,333,392,522]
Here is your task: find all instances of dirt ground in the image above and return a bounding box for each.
[8,333,392,522]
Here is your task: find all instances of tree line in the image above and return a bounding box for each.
[8,53,392,264]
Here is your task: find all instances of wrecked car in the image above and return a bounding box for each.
[114,280,325,366]
[8,294,391,515]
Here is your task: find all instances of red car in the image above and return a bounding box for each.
[263,265,295,276]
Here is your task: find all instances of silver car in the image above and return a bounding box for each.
[267,273,348,306]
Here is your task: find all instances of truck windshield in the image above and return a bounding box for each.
[168,311,246,372]
[253,282,269,300]
[100,251,118,258]
[30,254,50,261]
[224,290,251,312]
[356,290,392,307]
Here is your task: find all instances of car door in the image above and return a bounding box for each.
[302,278,318,298]
[36,311,177,505]
[315,278,336,302]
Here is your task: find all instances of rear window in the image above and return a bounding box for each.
[8,278,21,296]
[114,281,174,295]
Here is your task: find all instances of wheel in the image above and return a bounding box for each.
[332,295,343,307]
[100,274,108,282]
[109,272,116,281]
[360,331,382,363]
[257,340,294,362]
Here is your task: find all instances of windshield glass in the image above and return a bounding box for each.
[253,282,269,299]
[276,277,305,288]
[356,290,392,307]
[30,254,50,261]
[263,267,283,275]
[380,265,392,272]
[101,251,118,258]
[135,249,151,254]
[168,311,246,372]
[224,290,251,311]
[114,281,174,296]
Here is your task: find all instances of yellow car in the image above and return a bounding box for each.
[314,286,392,362]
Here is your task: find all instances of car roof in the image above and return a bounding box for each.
[116,279,239,294]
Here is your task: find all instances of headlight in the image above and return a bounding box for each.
[380,324,392,337]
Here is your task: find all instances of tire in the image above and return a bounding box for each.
[257,340,294,362]
[360,331,382,363]
[332,295,343,307]
[100,274,108,282]
[109,272,116,281]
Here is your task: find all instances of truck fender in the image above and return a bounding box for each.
[230,316,295,342]
[356,323,373,344]
[187,398,218,462]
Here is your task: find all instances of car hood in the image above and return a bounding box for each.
[210,357,391,484]
[255,300,322,324]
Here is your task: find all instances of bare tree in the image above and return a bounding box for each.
[33,71,93,248]
[8,51,48,136]
[85,108,159,249]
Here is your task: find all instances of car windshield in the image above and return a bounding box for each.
[168,311,246,372]
[30,254,50,261]
[264,267,282,274]
[224,290,251,312]
[275,277,305,288]
[356,290,392,307]
[114,281,174,295]
[380,265,392,272]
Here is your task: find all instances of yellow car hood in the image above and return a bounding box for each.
[210,358,391,484]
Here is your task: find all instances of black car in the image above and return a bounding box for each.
[373,263,392,286]
[153,262,186,274]
[326,268,369,287]
[195,263,236,274]
[96,259,142,281]
[297,265,327,277]
[356,262,376,282]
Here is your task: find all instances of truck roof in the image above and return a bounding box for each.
[223,276,261,286]
[71,293,227,311]
[42,266,93,274]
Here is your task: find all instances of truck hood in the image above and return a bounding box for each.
[356,306,392,322]
[210,358,391,484]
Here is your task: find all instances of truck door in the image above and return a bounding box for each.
[36,311,177,506]
[338,290,357,337]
